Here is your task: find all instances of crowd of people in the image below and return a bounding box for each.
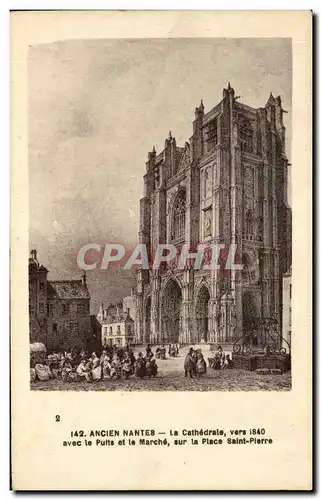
[183,345,233,378]
[30,342,233,384]
[156,343,180,359]
[208,345,233,370]
[30,345,158,383]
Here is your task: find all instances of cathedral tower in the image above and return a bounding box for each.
[136,85,291,346]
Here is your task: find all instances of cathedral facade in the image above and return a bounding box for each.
[135,84,292,346]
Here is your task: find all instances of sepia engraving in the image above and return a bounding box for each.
[28,38,292,391]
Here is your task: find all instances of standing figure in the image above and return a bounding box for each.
[145,345,153,361]
[214,345,224,370]
[100,350,111,379]
[122,353,133,380]
[222,354,233,369]
[184,348,195,378]
[196,351,207,377]
[91,352,102,381]
[135,352,146,378]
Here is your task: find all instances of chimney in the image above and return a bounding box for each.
[81,270,87,287]
[29,249,39,264]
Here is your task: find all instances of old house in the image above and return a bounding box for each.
[29,250,92,351]
[98,302,135,347]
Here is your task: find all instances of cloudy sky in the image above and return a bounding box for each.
[29,38,292,311]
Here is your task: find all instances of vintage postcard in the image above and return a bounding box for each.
[11,10,312,490]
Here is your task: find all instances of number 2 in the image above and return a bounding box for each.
[55,415,60,422]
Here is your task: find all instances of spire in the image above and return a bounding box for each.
[275,95,282,106]
[165,130,175,146]
[225,82,235,98]
[194,99,204,119]
[266,92,275,107]
[97,303,103,322]
[148,145,156,160]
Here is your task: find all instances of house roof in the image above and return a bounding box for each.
[102,312,134,324]
[47,280,90,300]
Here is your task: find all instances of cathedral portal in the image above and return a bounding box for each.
[195,286,210,343]
[161,279,182,344]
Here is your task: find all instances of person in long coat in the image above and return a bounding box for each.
[135,352,146,378]
[196,352,207,377]
[214,345,224,370]
[184,348,195,378]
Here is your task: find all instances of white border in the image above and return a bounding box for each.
[4,3,318,498]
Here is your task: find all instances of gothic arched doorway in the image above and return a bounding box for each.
[161,279,182,343]
[144,297,151,344]
[195,286,210,342]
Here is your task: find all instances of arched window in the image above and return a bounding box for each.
[172,191,186,240]
[245,210,253,240]
[242,253,253,283]
[204,169,208,198]
[240,118,253,154]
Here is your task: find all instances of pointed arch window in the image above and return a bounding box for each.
[242,253,256,283]
[245,210,253,240]
[172,191,186,241]
[205,118,218,152]
[240,118,253,154]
